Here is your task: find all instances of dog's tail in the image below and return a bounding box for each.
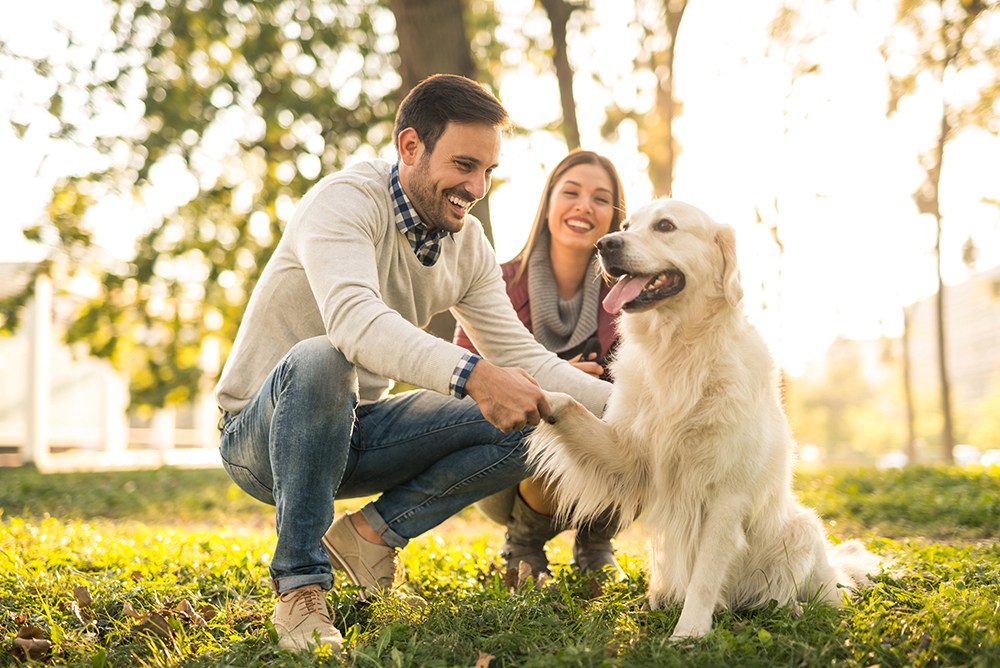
[828,540,883,589]
[527,404,647,532]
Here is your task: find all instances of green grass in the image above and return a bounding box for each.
[1,465,998,667]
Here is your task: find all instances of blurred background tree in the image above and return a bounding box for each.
[601,0,687,197]
[1,0,667,410]
[2,0,998,466]
[881,0,1000,463]
[0,0,508,408]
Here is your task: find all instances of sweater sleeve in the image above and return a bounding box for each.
[289,178,469,397]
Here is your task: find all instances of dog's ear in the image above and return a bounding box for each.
[715,225,743,307]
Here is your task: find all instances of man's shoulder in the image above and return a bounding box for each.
[314,159,392,193]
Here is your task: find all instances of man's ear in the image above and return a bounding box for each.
[397,127,422,166]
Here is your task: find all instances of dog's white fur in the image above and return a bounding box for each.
[528,199,880,639]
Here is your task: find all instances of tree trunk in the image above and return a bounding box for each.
[539,0,581,150]
[643,0,687,198]
[934,212,956,463]
[387,0,488,342]
[901,305,917,465]
[928,51,956,462]
[390,0,476,90]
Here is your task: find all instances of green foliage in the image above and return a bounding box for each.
[796,465,1000,540]
[4,0,400,408]
[2,466,1000,666]
[0,467,266,523]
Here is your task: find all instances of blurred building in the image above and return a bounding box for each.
[804,263,1000,407]
[904,263,1000,406]
[0,262,219,470]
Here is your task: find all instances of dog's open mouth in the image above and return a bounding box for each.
[603,270,686,314]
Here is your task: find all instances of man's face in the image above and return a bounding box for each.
[400,122,502,234]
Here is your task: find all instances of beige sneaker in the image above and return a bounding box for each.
[322,514,400,600]
[271,585,343,651]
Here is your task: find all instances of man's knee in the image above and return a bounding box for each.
[282,337,358,406]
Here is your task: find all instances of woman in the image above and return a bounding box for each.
[455,149,627,579]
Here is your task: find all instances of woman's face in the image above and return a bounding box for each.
[545,163,616,256]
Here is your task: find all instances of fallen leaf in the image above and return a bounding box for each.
[198,604,218,622]
[132,612,173,639]
[587,578,604,598]
[474,650,495,668]
[516,561,533,588]
[73,586,94,607]
[8,626,52,661]
[123,601,144,621]
[65,601,96,626]
[502,567,518,589]
[176,600,206,626]
[130,571,143,582]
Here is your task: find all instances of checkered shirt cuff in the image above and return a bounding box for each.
[450,352,481,399]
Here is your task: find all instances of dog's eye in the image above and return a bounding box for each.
[655,219,676,232]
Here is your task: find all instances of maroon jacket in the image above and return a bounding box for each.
[453,258,619,382]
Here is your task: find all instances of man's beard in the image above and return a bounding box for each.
[408,157,470,234]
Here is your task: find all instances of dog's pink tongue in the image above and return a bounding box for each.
[603,275,648,314]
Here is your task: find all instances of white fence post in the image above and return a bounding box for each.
[152,404,176,455]
[101,365,129,452]
[24,272,52,467]
[196,335,221,448]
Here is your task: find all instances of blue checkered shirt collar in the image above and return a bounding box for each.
[390,163,452,267]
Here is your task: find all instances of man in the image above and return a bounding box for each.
[215,74,612,651]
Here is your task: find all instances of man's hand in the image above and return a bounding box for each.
[464,359,551,433]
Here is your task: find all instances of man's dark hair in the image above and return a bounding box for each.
[392,74,512,155]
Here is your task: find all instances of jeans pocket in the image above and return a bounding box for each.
[222,458,275,505]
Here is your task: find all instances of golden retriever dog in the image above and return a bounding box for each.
[528,199,881,639]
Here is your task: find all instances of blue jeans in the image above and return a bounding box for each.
[218,336,531,592]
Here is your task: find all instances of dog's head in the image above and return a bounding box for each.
[597,199,743,315]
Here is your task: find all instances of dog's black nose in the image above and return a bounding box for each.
[597,235,624,253]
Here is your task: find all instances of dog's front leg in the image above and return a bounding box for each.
[670,499,749,640]
[528,391,642,526]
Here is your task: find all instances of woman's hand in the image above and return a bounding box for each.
[568,353,603,379]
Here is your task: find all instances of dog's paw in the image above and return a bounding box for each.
[669,608,713,640]
[541,391,584,425]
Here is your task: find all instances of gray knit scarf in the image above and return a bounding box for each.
[526,230,602,354]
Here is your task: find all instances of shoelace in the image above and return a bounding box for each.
[287,589,331,621]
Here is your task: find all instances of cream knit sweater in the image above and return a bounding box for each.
[215,160,611,416]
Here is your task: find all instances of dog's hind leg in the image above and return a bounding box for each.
[670,497,749,639]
